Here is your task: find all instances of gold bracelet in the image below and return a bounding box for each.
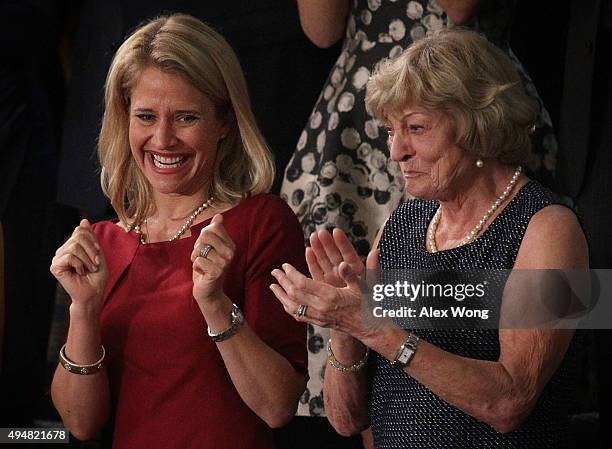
[59,344,105,375]
[326,338,369,373]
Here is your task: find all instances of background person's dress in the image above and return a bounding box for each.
[281,0,558,418]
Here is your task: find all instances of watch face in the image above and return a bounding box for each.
[234,307,244,324]
[399,347,414,363]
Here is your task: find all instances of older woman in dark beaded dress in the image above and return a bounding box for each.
[270,29,587,449]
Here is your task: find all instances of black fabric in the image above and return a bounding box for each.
[0,0,66,426]
[556,0,601,198]
[373,181,578,448]
[555,3,612,446]
[0,1,63,218]
[273,416,364,449]
[0,68,29,219]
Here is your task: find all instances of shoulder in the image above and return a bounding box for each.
[235,193,300,223]
[91,220,126,241]
[235,194,307,273]
[384,198,435,232]
[90,220,139,272]
[515,204,588,269]
[394,198,435,218]
[223,193,303,245]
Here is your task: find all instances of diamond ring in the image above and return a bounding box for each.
[199,244,213,259]
[296,304,308,318]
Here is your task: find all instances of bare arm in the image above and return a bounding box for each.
[321,331,370,435]
[197,298,306,428]
[51,305,111,440]
[318,227,384,435]
[361,325,574,433]
[297,0,350,48]
[272,206,587,434]
[50,220,111,440]
[192,215,306,428]
[437,0,482,24]
[359,205,587,433]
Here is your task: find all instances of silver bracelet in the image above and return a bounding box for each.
[208,303,245,342]
[327,338,369,373]
[59,344,105,375]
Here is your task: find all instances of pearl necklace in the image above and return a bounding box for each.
[427,166,522,253]
[132,197,214,245]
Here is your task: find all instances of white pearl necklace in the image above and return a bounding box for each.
[427,166,522,253]
[132,197,214,245]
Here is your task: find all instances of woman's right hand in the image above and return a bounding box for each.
[50,219,108,312]
[271,228,380,340]
[306,229,367,287]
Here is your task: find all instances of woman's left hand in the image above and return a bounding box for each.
[191,214,235,305]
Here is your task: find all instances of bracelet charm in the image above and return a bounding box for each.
[59,344,105,375]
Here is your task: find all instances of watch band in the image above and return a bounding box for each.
[208,303,245,342]
[391,333,419,369]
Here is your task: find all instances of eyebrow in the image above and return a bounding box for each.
[174,109,202,115]
[399,111,429,121]
[132,107,202,114]
[385,111,429,124]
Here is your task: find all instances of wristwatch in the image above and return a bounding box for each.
[391,333,419,369]
[208,303,245,342]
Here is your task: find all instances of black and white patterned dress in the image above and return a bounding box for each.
[281,0,559,417]
[372,181,577,448]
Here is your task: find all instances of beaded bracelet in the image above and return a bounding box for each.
[326,338,370,373]
[59,344,105,375]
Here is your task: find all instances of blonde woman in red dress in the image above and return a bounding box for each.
[50,14,307,449]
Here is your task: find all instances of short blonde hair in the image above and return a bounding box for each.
[365,28,537,165]
[99,14,274,226]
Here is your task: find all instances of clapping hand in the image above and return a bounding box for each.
[50,219,108,312]
[270,229,379,339]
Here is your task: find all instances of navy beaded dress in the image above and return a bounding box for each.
[374,181,577,448]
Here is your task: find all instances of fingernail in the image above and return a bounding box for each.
[94,242,100,250]
[91,264,98,272]
[271,269,278,276]
[95,255,100,265]
[282,263,289,271]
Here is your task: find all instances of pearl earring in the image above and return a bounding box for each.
[476,158,484,168]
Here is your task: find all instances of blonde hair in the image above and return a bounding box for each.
[365,28,537,164]
[99,14,274,226]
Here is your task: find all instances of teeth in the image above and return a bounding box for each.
[154,154,183,164]
[152,154,186,169]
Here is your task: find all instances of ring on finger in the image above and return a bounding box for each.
[296,304,308,318]
[199,244,214,259]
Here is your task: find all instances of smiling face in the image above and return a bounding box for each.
[128,66,228,198]
[386,106,474,200]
